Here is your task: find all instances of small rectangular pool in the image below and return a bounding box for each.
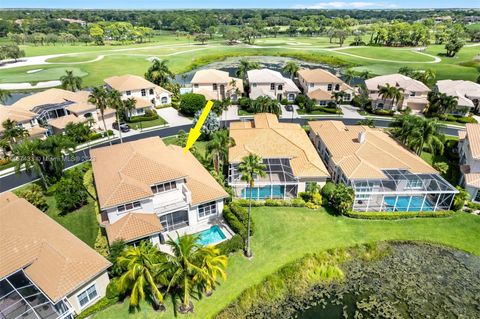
[384,196,434,212]
[241,185,284,200]
[196,225,227,246]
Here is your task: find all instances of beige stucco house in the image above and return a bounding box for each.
[297,68,354,105]
[0,192,111,318]
[0,105,48,139]
[436,80,480,115]
[459,124,480,202]
[191,69,243,101]
[247,69,300,102]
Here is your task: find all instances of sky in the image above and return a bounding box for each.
[1,0,479,9]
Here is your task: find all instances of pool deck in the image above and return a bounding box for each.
[157,217,235,255]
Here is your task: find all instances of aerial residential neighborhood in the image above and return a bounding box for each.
[0,3,479,319]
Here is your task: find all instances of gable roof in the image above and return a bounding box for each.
[104,74,157,92]
[465,123,480,160]
[48,114,86,130]
[0,105,36,124]
[105,212,163,245]
[298,68,344,84]
[365,73,430,93]
[307,88,334,100]
[191,69,231,84]
[0,193,111,302]
[309,121,437,179]
[436,80,480,107]
[229,113,329,178]
[90,137,228,208]
[11,89,90,112]
[247,69,286,83]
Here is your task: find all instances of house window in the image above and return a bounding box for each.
[117,201,141,213]
[198,201,217,218]
[151,181,177,194]
[161,96,168,104]
[270,83,275,90]
[126,91,131,96]
[319,100,327,106]
[410,92,416,97]
[343,94,351,101]
[194,84,199,88]
[335,84,340,91]
[327,84,332,91]
[213,84,218,91]
[474,190,480,202]
[309,83,314,88]
[77,284,98,308]
[288,93,295,101]
[252,83,257,88]
[278,85,283,91]
[141,89,146,96]
[149,88,154,95]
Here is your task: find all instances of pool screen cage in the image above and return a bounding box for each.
[351,169,458,212]
[0,270,74,319]
[228,158,299,199]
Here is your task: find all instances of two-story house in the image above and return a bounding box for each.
[459,124,480,202]
[0,105,48,139]
[365,74,430,112]
[436,80,480,115]
[297,68,354,105]
[247,69,300,102]
[104,75,172,117]
[90,137,229,246]
[191,69,243,102]
[0,192,111,318]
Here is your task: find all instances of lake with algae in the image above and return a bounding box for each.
[261,243,480,319]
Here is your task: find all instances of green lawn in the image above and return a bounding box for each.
[93,206,480,319]
[163,135,208,157]
[128,116,168,129]
[338,46,436,62]
[0,66,87,84]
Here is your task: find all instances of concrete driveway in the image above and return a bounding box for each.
[339,105,364,119]
[156,107,192,125]
[280,104,299,119]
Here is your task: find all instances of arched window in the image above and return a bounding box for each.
[335,84,340,91]
[161,96,168,104]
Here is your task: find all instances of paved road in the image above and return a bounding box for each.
[0,119,462,192]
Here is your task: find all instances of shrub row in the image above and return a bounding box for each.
[229,202,255,235]
[431,114,478,124]
[88,130,113,141]
[233,198,306,207]
[217,234,244,255]
[317,106,341,114]
[343,210,455,220]
[128,112,159,123]
[75,297,118,319]
[222,206,247,238]
[373,109,395,116]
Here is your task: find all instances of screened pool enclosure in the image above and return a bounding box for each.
[351,170,458,212]
[228,158,299,199]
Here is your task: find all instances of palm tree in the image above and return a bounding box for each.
[123,97,137,121]
[0,89,11,104]
[106,88,124,143]
[207,130,235,174]
[343,69,355,85]
[359,70,370,80]
[158,234,227,313]
[408,118,444,156]
[145,59,174,87]
[251,97,281,116]
[117,241,164,312]
[1,119,29,151]
[237,153,266,257]
[236,59,260,82]
[420,69,436,85]
[60,70,82,92]
[331,91,346,105]
[12,139,49,189]
[40,134,76,181]
[282,61,299,80]
[89,87,111,145]
[378,84,404,109]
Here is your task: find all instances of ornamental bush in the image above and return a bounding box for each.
[179,93,206,116]
[321,182,337,203]
[16,184,48,212]
[344,210,454,220]
[222,206,247,239]
[217,234,244,255]
[192,109,219,137]
[54,170,88,214]
[329,183,355,215]
[229,202,255,235]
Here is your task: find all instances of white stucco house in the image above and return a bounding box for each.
[297,68,354,105]
[459,124,480,202]
[191,69,244,101]
[435,80,480,115]
[247,69,300,102]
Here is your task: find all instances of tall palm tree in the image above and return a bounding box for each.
[1,119,29,151]
[343,69,355,85]
[251,97,281,116]
[60,70,82,92]
[145,59,174,87]
[237,153,266,258]
[12,139,49,189]
[282,61,299,80]
[236,59,260,82]
[40,134,76,181]
[0,89,11,104]
[207,130,235,174]
[331,91,346,105]
[390,114,419,144]
[359,70,370,80]
[378,84,404,109]
[106,88,124,143]
[408,118,444,156]
[117,241,164,312]
[89,86,111,145]
[420,69,436,85]
[195,245,227,295]
[123,97,137,120]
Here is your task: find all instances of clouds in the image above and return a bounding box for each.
[294,2,398,8]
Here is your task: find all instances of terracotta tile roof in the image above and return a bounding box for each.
[105,212,163,245]
[365,73,430,93]
[229,113,329,178]
[132,97,153,109]
[465,124,480,159]
[154,85,173,95]
[248,69,285,83]
[436,80,480,107]
[194,88,219,100]
[104,74,156,92]
[90,137,228,209]
[0,105,36,123]
[309,121,437,180]
[298,68,343,84]
[458,130,467,140]
[0,192,111,302]
[191,69,231,83]
[48,114,86,130]
[11,89,90,112]
[66,102,96,114]
[28,126,48,137]
[307,88,334,100]
[465,173,480,188]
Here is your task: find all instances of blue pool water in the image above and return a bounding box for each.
[384,196,434,212]
[241,185,284,200]
[196,225,227,246]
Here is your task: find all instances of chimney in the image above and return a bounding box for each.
[358,131,366,144]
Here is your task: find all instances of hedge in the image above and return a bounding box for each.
[75,297,118,319]
[217,234,244,255]
[128,112,159,123]
[343,210,455,220]
[222,206,247,238]
[89,130,113,141]
[233,198,306,207]
[229,202,255,235]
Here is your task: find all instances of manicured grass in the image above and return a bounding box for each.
[93,207,480,319]
[128,116,168,129]
[163,135,208,157]
[0,66,87,84]
[338,46,436,62]
[46,55,100,63]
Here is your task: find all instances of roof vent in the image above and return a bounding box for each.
[358,131,366,144]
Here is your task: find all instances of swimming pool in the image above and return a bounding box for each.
[241,185,284,200]
[196,225,227,246]
[384,196,434,212]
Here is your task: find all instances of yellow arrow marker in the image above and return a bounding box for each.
[184,100,214,154]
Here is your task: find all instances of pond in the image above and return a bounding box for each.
[293,243,480,319]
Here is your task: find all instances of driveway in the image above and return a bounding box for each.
[280,104,299,120]
[339,105,364,119]
[156,107,192,125]
[222,105,240,121]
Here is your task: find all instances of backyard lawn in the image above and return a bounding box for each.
[93,206,480,319]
